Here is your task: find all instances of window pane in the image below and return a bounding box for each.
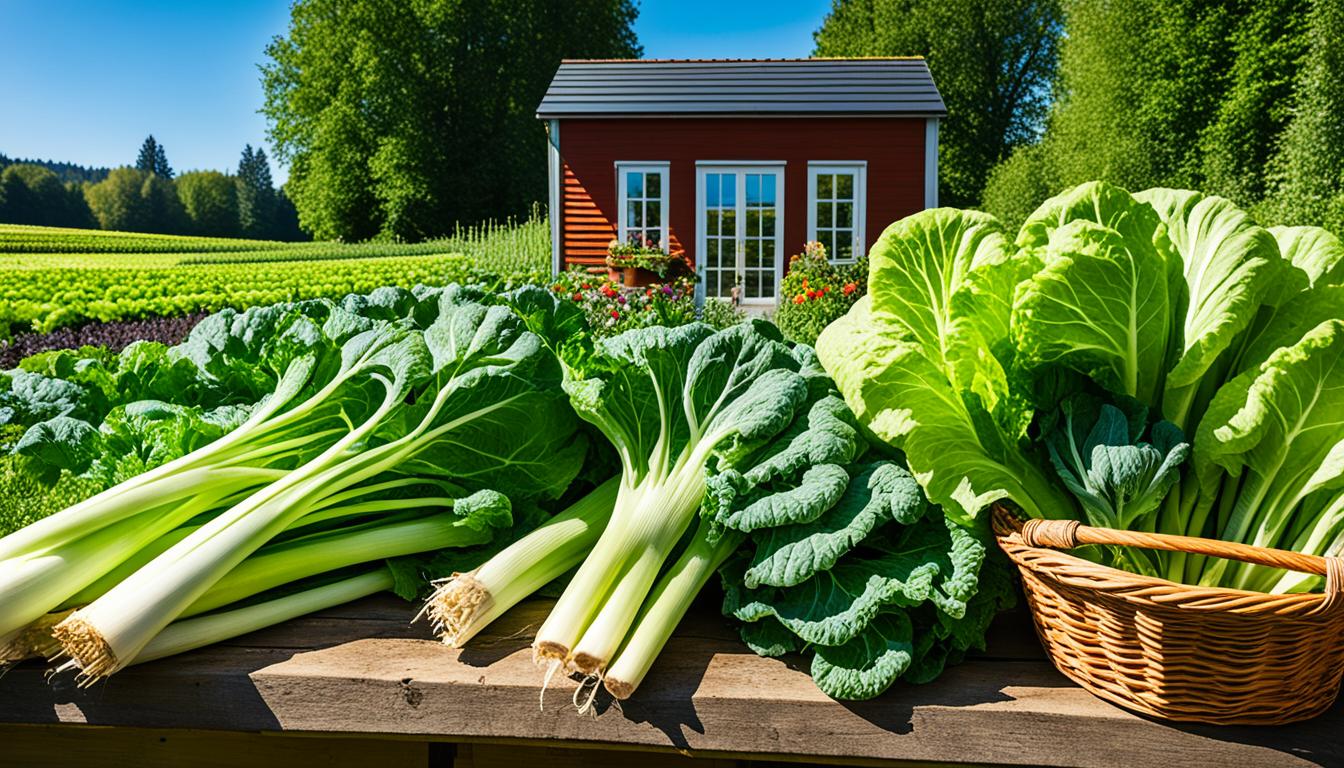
[629,201,642,228]
[746,174,760,205]
[647,201,661,228]
[821,231,834,258]
[707,174,721,207]
[722,208,737,236]
[646,172,661,198]
[721,175,736,207]
[837,201,853,228]
[762,238,775,263]
[627,172,643,200]
[836,234,853,261]
[837,173,854,199]
[707,237,719,266]
[762,208,775,237]
[646,228,661,248]
[817,173,833,199]
[746,238,759,269]
[746,269,760,299]
[746,209,760,238]
[707,211,719,237]
[762,174,776,205]
[818,203,832,228]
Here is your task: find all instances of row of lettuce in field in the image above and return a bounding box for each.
[3,178,1342,707]
[0,280,995,702]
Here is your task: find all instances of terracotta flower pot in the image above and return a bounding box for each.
[610,266,660,287]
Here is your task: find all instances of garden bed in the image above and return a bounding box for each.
[0,596,1335,767]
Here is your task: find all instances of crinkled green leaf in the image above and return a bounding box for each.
[809,612,914,700]
[717,464,851,535]
[744,461,926,588]
[723,515,982,646]
[736,614,802,657]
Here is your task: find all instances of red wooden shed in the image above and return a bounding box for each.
[537,58,945,306]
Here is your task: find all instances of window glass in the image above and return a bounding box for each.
[810,166,863,263]
[619,166,667,247]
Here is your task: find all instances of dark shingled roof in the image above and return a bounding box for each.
[536,58,945,118]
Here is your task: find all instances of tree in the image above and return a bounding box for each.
[814,0,1062,207]
[261,0,641,241]
[136,135,174,178]
[84,167,186,233]
[177,170,240,237]
[86,167,153,231]
[236,144,277,238]
[1260,0,1344,231]
[0,164,74,226]
[981,0,1315,227]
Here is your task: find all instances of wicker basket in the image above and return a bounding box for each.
[992,505,1344,725]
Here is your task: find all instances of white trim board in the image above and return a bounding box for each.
[614,161,670,249]
[547,119,561,275]
[806,161,867,264]
[924,118,939,209]
[694,162,786,306]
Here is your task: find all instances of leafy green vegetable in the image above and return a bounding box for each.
[818,209,1075,524]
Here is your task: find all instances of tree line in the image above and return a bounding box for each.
[815,0,1344,233]
[0,136,304,240]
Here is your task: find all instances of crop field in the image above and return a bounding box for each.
[0,214,550,336]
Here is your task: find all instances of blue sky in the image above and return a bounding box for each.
[0,1,830,184]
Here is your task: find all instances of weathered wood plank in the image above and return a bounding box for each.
[0,724,430,768]
[0,596,1338,767]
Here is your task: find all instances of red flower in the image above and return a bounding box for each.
[610,309,621,319]
[793,294,806,304]
[802,278,809,290]
[552,283,564,292]
[581,283,591,290]
[572,293,583,302]
[806,290,817,300]
[842,282,857,295]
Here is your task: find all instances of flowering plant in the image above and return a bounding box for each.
[605,235,690,278]
[774,240,868,345]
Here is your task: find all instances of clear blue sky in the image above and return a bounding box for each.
[0,0,831,184]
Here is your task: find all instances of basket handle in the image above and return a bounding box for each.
[1021,519,1344,594]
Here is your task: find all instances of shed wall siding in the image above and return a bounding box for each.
[558,117,925,271]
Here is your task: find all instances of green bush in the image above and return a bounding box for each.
[982,142,1056,234]
[774,242,867,345]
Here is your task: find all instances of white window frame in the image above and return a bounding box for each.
[614,161,669,250]
[694,161,786,307]
[806,162,867,264]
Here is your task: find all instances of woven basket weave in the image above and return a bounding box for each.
[992,505,1344,725]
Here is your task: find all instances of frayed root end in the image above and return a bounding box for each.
[570,652,605,677]
[420,573,492,647]
[604,678,635,700]
[51,614,120,681]
[532,640,569,666]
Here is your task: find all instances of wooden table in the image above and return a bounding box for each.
[0,595,1338,767]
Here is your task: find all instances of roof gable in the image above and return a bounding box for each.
[536,58,945,119]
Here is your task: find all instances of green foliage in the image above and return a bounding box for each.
[0,164,92,228]
[260,0,641,241]
[818,208,1074,524]
[0,217,550,335]
[85,167,155,232]
[176,171,240,237]
[708,383,1012,699]
[988,0,1319,227]
[0,453,101,537]
[814,0,1062,207]
[774,242,867,345]
[236,145,278,239]
[136,135,173,179]
[1258,0,1344,233]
